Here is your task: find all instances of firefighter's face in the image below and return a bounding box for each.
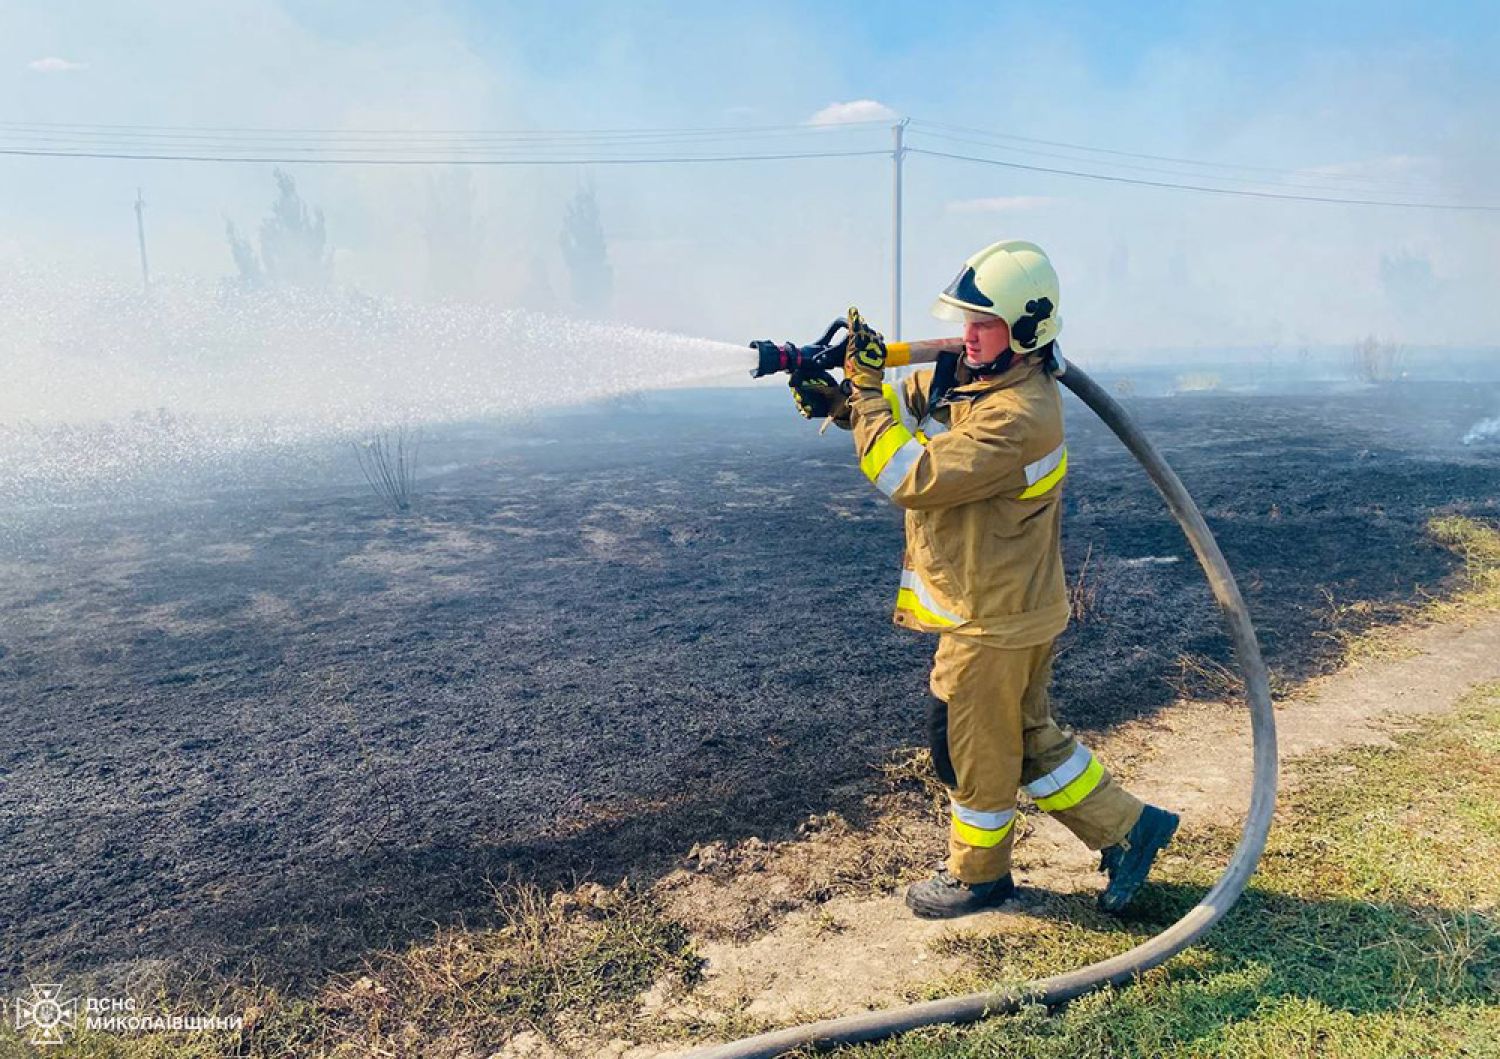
[963,316,1010,365]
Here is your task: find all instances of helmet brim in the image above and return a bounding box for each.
[930,297,1003,325]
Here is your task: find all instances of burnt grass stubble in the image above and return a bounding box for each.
[1,382,1497,997]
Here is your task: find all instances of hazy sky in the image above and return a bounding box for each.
[4,0,1499,355]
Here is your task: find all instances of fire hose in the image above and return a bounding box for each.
[683,326,1280,1058]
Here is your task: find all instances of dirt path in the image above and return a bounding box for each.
[655,612,1500,1038]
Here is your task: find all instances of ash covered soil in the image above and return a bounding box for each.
[1,380,1497,991]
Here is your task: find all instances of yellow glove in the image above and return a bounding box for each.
[789,369,849,422]
[843,306,886,392]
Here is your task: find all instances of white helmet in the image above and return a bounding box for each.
[931,239,1063,355]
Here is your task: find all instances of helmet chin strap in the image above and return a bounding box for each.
[962,341,1065,377]
[962,349,1015,375]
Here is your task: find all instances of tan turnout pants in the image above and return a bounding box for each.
[928,633,1145,884]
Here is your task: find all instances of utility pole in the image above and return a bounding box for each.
[891,118,909,340]
[133,187,151,295]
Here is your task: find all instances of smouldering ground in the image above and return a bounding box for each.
[1,381,1497,998]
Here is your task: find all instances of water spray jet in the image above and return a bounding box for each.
[0,273,748,508]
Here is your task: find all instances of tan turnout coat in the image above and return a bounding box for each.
[844,355,1070,648]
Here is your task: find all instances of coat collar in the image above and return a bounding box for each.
[950,354,1045,398]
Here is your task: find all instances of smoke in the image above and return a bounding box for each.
[6,3,1500,356]
[1464,415,1500,446]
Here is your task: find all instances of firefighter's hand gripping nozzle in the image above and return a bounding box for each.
[750,318,857,423]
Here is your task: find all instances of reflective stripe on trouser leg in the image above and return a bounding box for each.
[950,802,1015,848]
[947,800,1018,884]
[1019,652,1145,850]
[1023,743,1105,811]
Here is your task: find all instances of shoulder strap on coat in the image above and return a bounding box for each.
[926,350,962,411]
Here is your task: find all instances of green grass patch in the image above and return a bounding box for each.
[838,684,1500,1059]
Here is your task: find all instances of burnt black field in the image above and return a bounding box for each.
[2,380,1498,993]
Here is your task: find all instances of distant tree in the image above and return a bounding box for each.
[225,169,331,289]
[559,179,612,316]
[260,169,330,286]
[225,221,261,287]
[424,169,482,301]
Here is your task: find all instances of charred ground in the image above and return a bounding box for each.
[1,380,1497,993]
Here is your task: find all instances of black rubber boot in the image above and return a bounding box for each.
[1098,804,1180,913]
[905,868,1017,919]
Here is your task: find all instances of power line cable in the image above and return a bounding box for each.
[0,120,889,161]
[0,115,1457,190]
[0,146,891,166]
[910,127,1448,198]
[4,114,1493,210]
[908,146,1500,212]
[0,118,888,140]
[0,128,877,154]
[0,115,1450,193]
[0,132,875,149]
[911,118,1440,194]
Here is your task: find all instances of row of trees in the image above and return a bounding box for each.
[223,169,613,315]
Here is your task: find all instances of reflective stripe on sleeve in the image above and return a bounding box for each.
[1024,744,1105,812]
[859,386,924,496]
[896,569,964,627]
[1017,443,1067,499]
[873,437,923,495]
[859,423,917,489]
[950,801,1016,848]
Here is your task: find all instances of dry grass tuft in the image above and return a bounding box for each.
[875,745,949,811]
[0,879,703,1058]
[1311,587,1418,667]
[313,879,700,1053]
[1426,514,1500,617]
[1167,652,1244,702]
[1068,543,1100,625]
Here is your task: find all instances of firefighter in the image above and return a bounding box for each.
[790,240,1179,918]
